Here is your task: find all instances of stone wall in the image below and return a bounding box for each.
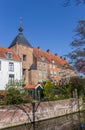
[4,112,81,130]
[0,98,80,129]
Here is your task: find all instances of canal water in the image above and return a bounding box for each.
[4,111,85,130]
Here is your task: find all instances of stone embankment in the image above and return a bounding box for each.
[0,98,83,129]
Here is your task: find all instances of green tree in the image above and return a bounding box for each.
[43,81,57,101]
[56,81,74,99]
[69,76,85,98]
[56,76,85,100]
[60,84,72,98]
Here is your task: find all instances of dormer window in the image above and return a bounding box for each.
[41,56,45,61]
[6,52,12,59]
[51,59,55,64]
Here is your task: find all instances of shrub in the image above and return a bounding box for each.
[6,87,24,105]
[43,81,57,101]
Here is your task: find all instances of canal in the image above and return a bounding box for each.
[3,111,85,130]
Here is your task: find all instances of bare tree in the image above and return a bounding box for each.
[63,0,85,6]
[67,20,85,74]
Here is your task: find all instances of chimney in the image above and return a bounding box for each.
[60,56,62,59]
[64,57,66,60]
[47,49,50,53]
[55,53,57,56]
[37,46,40,50]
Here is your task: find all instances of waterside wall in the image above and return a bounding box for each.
[0,98,83,129]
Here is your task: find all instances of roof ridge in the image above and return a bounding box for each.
[33,48,67,65]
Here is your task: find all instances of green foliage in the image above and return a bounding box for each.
[43,81,57,101]
[58,84,71,98]
[69,76,85,97]
[56,76,85,100]
[4,77,85,104]
[0,91,8,105]
[6,87,24,105]
[56,83,71,100]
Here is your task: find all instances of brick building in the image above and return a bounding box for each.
[9,25,77,86]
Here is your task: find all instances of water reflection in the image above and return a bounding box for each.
[4,111,85,130]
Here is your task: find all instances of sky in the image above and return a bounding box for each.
[0,0,85,57]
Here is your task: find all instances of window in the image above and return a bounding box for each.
[51,59,55,64]
[43,70,47,79]
[38,62,41,66]
[23,68,26,75]
[6,52,12,59]
[23,54,27,61]
[54,71,57,75]
[9,74,14,81]
[43,70,47,73]
[0,61,1,70]
[50,64,52,68]
[50,71,53,75]
[43,63,46,66]
[38,69,42,76]
[9,62,14,71]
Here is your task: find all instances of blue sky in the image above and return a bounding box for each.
[0,0,85,57]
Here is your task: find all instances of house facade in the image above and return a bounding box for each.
[30,48,77,85]
[0,47,22,90]
[8,25,77,86]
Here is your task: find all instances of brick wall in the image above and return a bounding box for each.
[29,70,38,84]
[0,98,81,129]
[11,44,33,85]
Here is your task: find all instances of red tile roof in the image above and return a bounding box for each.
[24,84,43,89]
[24,85,36,89]
[33,48,67,66]
[0,46,20,61]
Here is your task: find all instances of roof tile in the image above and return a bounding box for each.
[33,48,67,66]
[24,85,36,89]
[0,46,20,61]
